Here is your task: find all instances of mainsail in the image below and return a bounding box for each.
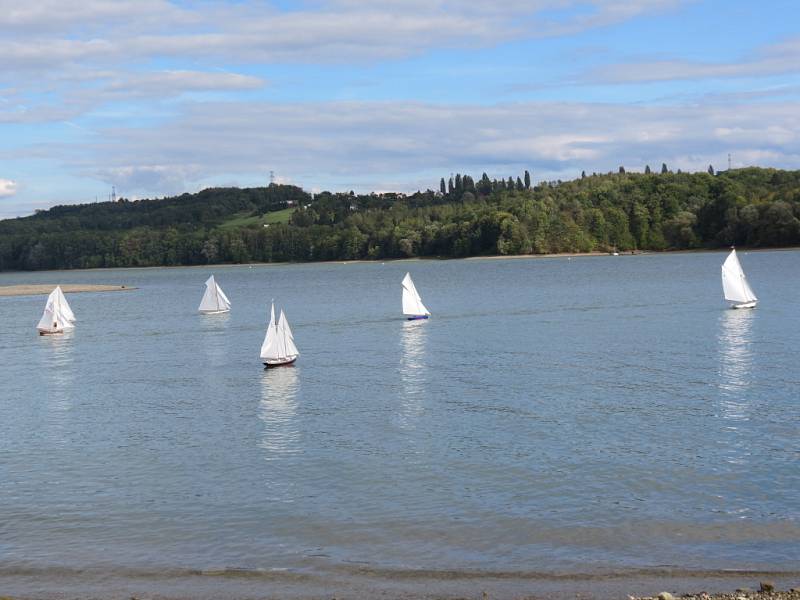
[721,249,757,305]
[401,272,430,316]
[260,302,279,358]
[36,286,75,333]
[198,275,231,313]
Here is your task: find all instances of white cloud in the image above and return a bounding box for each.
[109,70,263,93]
[0,0,188,30]
[0,0,687,72]
[93,165,199,196]
[0,0,690,129]
[0,178,18,197]
[50,98,799,196]
[586,36,800,84]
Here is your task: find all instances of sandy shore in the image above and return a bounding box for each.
[0,569,797,600]
[635,586,800,600]
[0,284,133,297]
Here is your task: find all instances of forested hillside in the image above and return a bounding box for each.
[1,167,799,271]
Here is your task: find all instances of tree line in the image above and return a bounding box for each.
[1,167,799,271]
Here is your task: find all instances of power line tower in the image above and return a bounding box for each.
[111,185,117,203]
[269,171,275,187]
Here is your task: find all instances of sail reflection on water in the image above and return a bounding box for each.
[398,319,428,427]
[200,311,230,367]
[717,308,756,467]
[41,332,76,442]
[717,308,755,403]
[258,366,300,459]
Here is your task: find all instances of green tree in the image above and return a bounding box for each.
[477,173,492,195]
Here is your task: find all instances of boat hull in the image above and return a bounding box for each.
[406,315,429,320]
[199,309,230,315]
[37,329,63,336]
[730,301,757,309]
[263,357,297,368]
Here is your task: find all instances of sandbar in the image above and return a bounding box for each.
[0,284,133,297]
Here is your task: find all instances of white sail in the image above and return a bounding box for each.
[401,272,430,316]
[198,275,231,313]
[721,249,757,306]
[215,283,231,310]
[37,286,75,333]
[260,302,279,359]
[55,287,76,323]
[279,310,300,358]
[36,290,59,333]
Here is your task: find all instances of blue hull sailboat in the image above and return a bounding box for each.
[402,273,430,320]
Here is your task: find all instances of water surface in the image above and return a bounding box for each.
[1,252,798,590]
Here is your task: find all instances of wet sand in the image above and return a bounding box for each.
[0,567,797,600]
[0,284,133,297]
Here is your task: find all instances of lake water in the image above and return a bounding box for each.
[1,252,799,597]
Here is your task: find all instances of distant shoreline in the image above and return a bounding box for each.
[0,246,797,276]
[0,284,134,297]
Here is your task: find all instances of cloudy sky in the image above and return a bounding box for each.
[1,0,799,218]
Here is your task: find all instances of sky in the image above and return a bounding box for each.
[1,0,800,218]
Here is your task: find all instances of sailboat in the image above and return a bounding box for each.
[198,275,231,314]
[721,248,758,309]
[402,272,430,320]
[36,286,76,335]
[260,301,300,367]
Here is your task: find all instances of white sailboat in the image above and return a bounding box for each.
[198,275,231,314]
[402,272,430,320]
[721,248,758,309]
[36,286,76,335]
[260,301,300,367]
